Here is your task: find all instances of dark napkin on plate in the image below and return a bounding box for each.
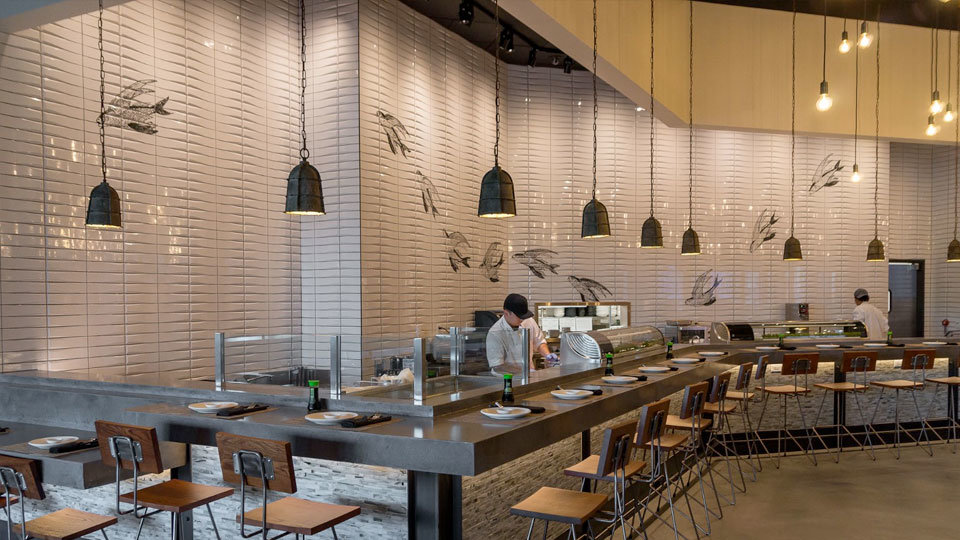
[340,413,391,428]
[889,343,905,347]
[669,366,680,371]
[947,342,959,346]
[0,427,10,434]
[838,345,853,349]
[503,404,546,414]
[572,387,603,395]
[216,403,269,417]
[50,438,98,454]
[779,346,797,351]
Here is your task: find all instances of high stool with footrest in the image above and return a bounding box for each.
[812,350,879,462]
[870,349,937,458]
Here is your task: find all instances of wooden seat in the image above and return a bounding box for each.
[510,487,608,525]
[665,414,712,430]
[763,384,810,395]
[639,432,689,450]
[238,497,360,536]
[872,380,924,390]
[564,454,646,481]
[119,478,233,513]
[927,376,960,385]
[0,494,17,508]
[12,508,117,540]
[814,381,868,392]
[703,401,738,414]
[724,390,754,400]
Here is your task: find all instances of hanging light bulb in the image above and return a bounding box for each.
[931,90,944,114]
[839,29,851,54]
[946,104,956,122]
[816,80,833,111]
[927,114,941,136]
[851,163,861,182]
[858,21,872,48]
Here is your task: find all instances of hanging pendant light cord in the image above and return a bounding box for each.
[494,0,501,167]
[875,10,880,240]
[592,0,598,201]
[949,28,953,108]
[935,6,940,94]
[854,26,859,164]
[688,0,694,228]
[791,0,796,237]
[822,0,827,82]
[649,0,655,218]
[955,9,959,240]
[98,0,106,185]
[299,0,309,160]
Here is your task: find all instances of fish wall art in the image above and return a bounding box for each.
[749,209,780,253]
[512,249,560,279]
[377,110,412,158]
[415,170,440,218]
[568,276,612,302]
[686,269,722,306]
[808,154,844,193]
[480,242,505,282]
[443,230,471,272]
[99,80,171,135]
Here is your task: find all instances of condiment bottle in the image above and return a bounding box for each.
[307,380,322,412]
[886,330,893,345]
[604,353,615,376]
[501,374,515,403]
[665,341,674,360]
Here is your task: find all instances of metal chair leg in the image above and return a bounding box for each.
[102,530,110,540]
[332,525,339,539]
[206,504,221,540]
[910,388,935,456]
[135,515,146,540]
[526,518,535,540]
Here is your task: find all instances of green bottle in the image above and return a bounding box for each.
[604,353,615,376]
[666,341,674,360]
[886,330,893,345]
[501,374,515,403]
[307,380,321,412]
[778,334,785,349]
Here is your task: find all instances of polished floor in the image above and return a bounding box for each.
[645,443,960,540]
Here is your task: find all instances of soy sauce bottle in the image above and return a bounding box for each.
[307,380,322,413]
[778,334,785,349]
[665,341,675,360]
[604,353,615,376]
[501,374,515,403]
[886,330,894,346]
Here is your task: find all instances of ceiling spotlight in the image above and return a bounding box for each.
[839,29,851,53]
[927,114,940,136]
[458,0,474,26]
[563,56,574,74]
[499,27,514,53]
[551,56,561,66]
[527,48,537,68]
[858,21,872,48]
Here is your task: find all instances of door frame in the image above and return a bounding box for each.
[888,259,925,337]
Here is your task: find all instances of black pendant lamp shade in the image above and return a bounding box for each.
[86,180,121,229]
[783,235,803,261]
[867,16,884,262]
[285,159,325,215]
[784,4,801,262]
[641,216,663,248]
[681,0,699,256]
[642,0,663,249]
[478,166,516,218]
[866,237,885,262]
[949,239,960,262]
[285,0,325,216]
[581,199,610,239]
[681,227,700,255]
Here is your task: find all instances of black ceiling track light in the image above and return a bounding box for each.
[681,0,700,255]
[641,0,663,248]
[499,27,514,53]
[478,0,516,219]
[458,0,474,26]
[784,0,802,261]
[581,0,611,239]
[86,0,121,230]
[285,0,325,216]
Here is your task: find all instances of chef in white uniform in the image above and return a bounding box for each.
[486,293,558,375]
[852,288,889,340]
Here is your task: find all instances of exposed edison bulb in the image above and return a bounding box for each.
[926,115,940,136]
[838,30,851,54]
[858,21,872,48]
[816,81,833,112]
[850,163,861,183]
[930,90,944,115]
[945,104,956,122]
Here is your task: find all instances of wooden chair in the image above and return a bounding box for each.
[722,362,762,479]
[215,432,360,539]
[870,349,937,458]
[95,420,232,539]
[702,372,747,504]
[812,351,879,462]
[1,465,117,540]
[756,352,822,467]
[510,487,607,540]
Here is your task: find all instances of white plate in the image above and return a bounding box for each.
[28,436,78,450]
[305,412,359,425]
[638,366,671,373]
[756,346,780,351]
[698,351,726,357]
[550,389,594,400]
[864,343,887,348]
[480,407,531,420]
[922,341,947,346]
[601,376,637,384]
[816,344,839,349]
[188,402,238,414]
[672,358,701,365]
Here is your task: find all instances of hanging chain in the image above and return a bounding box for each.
[791,0,796,236]
[98,0,106,184]
[935,4,940,92]
[688,0,693,227]
[299,0,308,160]
[956,8,959,239]
[949,29,953,106]
[822,0,826,81]
[854,25,859,164]
[875,10,880,239]
[494,0,501,167]
[592,0,598,199]
[649,0,655,217]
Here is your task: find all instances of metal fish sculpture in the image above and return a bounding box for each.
[567,276,612,302]
[98,79,171,135]
[415,170,440,218]
[512,249,560,279]
[480,242,505,282]
[377,110,412,158]
[443,230,471,272]
[808,154,844,193]
[686,269,722,306]
[749,209,780,253]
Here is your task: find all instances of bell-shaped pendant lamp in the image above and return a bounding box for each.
[681,0,700,255]
[867,17,885,262]
[949,239,960,262]
[581,0,610,239]
[285,0,324,216]
[642,0,663,248]
[478,0,516,218]
[86,0,121,230]
[784,5,802,261]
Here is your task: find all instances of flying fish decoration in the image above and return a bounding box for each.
[377,110,412,158]
[808,154,844,193]
[443,230,471,272]
[479,242,505,282]
[98,80,171,135]
[749,209,780,253]
[415,170,440,218]
[568,276,612,302]
[512,249,560,279]
[686,269,722,306]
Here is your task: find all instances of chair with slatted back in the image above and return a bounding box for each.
[870,349,937,458]
[756,352,822,467]
[95,420,232,539]
[1,465,117,540]
[812,351,879,462]
[702,371,747,504]
[215,431,360,539]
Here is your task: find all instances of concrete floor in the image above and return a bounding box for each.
[643,443,960,540]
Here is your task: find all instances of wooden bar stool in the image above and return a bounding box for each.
[812,351,879,462]
[510,487,607,540]
[721,362,762,479]
[563,420,644,539]
[925,375,960,454]
[1,465,117,540]
[870,349,936,458]
[95,420,233,539]
[215,432,360,539]
[756,352,822,467]
[702,372,747,504]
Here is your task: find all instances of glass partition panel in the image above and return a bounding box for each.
[211,333,335,388]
